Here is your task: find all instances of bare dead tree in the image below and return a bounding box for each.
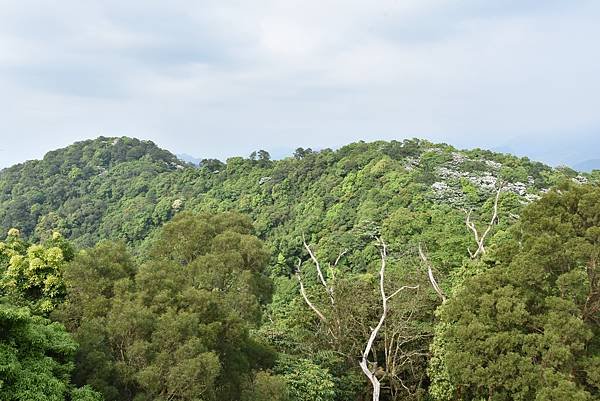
[296,237,418,401]
[465,185,503,259]
[295,237,347,343]
[418,185,505,302]
[296,259,328,323]
[359,238,418,401]
[302,234,337,306]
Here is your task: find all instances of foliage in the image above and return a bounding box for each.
[0,299,103,401]
[434,183,600,400]
[0,137,566,259]
[0,137,184,246]
[240,371,289,401]
[0,136,595,401]
[55,212,275,401]
[0,229,74,314]
[276,357,336,401]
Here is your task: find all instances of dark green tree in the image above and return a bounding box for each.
[56,213,275,401]
[437,183,600,400]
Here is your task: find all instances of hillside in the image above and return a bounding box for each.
[1,137,598,401]
[0,137,186,245]
[0,136,582,270]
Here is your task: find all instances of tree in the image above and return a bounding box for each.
[278,358,335,401]
[257,150,271,163]
[56,213,276,401]
[357,239,418,401]
[296,237,419,401]
[0,299,103,401]
[436,183,600,400]
[293,148,313,159]
[464,184,503,259]
[52,241,136,400]
[0,229,74,314]
[241,371,289,401]
[420,186,508,400]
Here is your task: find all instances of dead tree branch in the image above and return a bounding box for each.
[418,244,446,302]
[303,235,336,306]
[296,265,328,323]
[359,238,419,401]
[466,185,502,259]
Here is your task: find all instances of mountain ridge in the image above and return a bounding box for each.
[573,158,600,172]
[0,136,586,262]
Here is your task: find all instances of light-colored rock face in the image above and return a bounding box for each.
[259,176,272,185]
[398,145,544,208]
[403,157,420,171]
[171,199,184,211]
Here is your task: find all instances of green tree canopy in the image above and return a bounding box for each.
[0,229,74,314]
[0,299,102,401]
[56,212,276,401]
[437,183,600,400]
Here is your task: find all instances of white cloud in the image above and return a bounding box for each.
[0,0,598,167]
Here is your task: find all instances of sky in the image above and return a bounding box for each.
[0,0,599,168]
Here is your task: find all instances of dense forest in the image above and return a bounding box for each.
[0,137,598,400]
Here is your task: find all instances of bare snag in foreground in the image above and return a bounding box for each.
[359,238,418,401]
[296,236,418,401]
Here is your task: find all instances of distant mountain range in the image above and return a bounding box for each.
[572,159,600,172]
[177,153,202,165]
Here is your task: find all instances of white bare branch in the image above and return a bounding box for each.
[296,276,326,322]
[387,285,420,302]
[465,209,480,250]
[418,244,446,302]
[303,235,336,305]
[359,238,418,401]
[295,262,328,323]
[465,185,503,259]
[333,249,348,267]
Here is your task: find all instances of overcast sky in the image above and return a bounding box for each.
[1,0,599,168]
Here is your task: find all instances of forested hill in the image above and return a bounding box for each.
[1,136,599,401]
[0,136,587,264]
[0,137,187,245]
